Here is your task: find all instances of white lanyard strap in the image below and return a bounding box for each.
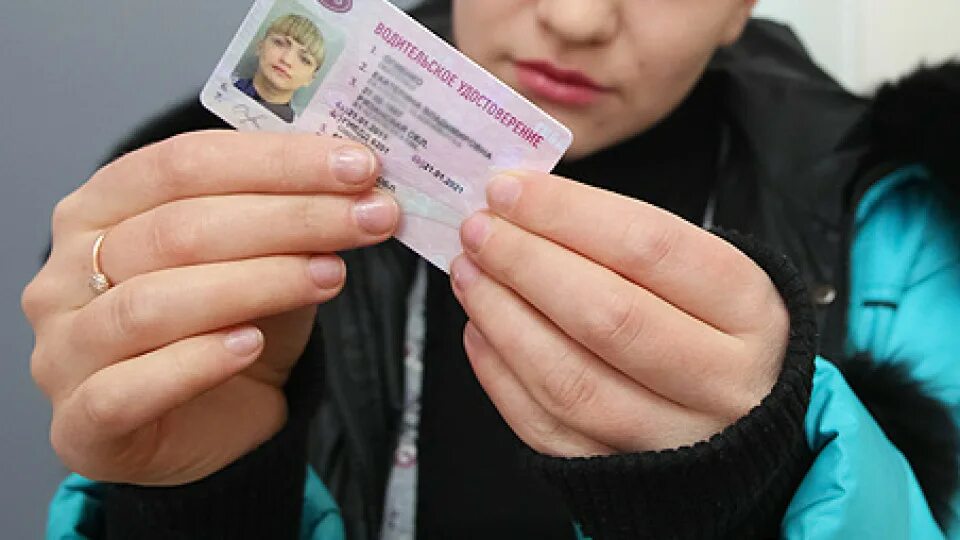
[380,261,429,540]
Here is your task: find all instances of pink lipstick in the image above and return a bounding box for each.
[514,60,609,107]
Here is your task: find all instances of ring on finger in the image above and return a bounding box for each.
[88,231,113,295]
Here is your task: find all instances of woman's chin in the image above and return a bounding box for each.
[560,134,618,161]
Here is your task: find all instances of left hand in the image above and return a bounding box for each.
[451,172,790,457]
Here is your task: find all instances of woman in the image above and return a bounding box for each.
[27,0,960,538]
[233,13,326,123]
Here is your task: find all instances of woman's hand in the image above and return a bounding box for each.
[452,172,789,456]
[22,131,399,485]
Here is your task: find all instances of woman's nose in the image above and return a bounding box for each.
[535,0,619,45]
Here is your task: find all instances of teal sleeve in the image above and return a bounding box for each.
[301,466,346,540]
[46,466,346,540]
[785,166,960,538]
[783,358,944,538]
[46,474,103,540]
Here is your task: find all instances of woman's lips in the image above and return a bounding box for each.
[514,60,609,107]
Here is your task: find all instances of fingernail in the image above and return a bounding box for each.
[487,175,522,213]
[451,255,480,291]
[308,256,345,289]
[331,145,376,185]
[461,213,491,253]
[224,327,263,356]
[354,192,400,234]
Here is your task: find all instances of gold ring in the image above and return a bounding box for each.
[88,232,112,295]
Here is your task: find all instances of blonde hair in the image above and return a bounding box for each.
[265,14,326,69]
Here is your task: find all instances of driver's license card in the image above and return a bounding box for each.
[201,0,572,271]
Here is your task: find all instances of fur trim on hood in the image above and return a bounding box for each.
[836,355,959,531]
[872,61,960,188]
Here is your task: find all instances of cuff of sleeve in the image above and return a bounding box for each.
[526,230,818,540]
[104,418,309,539]
[102,326,326,539]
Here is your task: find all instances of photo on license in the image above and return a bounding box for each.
[231,0,346,123]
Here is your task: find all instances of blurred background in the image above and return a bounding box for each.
[1,0,957,536]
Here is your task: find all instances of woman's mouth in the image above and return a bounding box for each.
[514,60,610,107]
[271,65,291,79]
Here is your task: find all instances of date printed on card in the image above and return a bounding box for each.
[201,0,572,271]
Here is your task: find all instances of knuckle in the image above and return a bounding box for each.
[29,346,55,396]
[541,361,598,414]
[166,344,208,387]
[50,195,80,236]
[743,299,790,392]
[295,196,323,232]
[49,415,81,472]
[713,341,782,421]
[21,274,48,323]
[718,380,764,422]
[149,205,204,263]
[734,271,788,336]
[586,292,647,355]
[275,134,304,186]
[497,255,524,287]
[524,415,569,452]
[618,217,679,276]
[484,227,524,284]
[108,285,158,341]
[155,132,210,192]
[80,383,130,433]
[22,271,64,329]
[759,290,790,342]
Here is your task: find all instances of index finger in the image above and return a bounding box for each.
[483,172,779,335]
[69,131,380,229]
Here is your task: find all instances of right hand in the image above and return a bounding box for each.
[22,131,399,486]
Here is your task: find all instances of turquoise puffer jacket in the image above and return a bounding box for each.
[784,165,960,538]
[46,163,960,539]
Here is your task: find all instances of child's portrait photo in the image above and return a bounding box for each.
[232,1,344,123]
